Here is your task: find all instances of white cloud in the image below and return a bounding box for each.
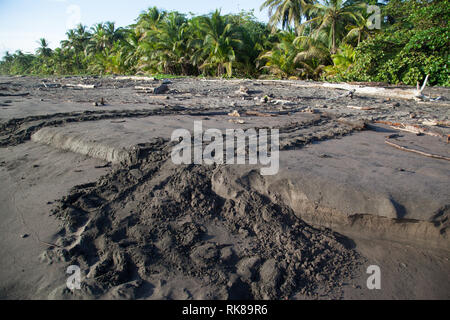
[66,4,82,29]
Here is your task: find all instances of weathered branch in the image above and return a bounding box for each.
[385,139,450,161]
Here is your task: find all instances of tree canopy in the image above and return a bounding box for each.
[1,1,448,86]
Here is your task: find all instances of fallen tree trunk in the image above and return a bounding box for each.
[201,78,427,100]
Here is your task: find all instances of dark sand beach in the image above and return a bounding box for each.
[0,76,449,299]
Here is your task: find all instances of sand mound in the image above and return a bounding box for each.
[213,166,449,251]
[31,127,132,164]
[42,139,362,299]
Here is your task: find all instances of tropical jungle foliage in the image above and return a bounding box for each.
[0,0,448,86]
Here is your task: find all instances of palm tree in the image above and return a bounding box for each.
[51,47,76,74]
[74,24,91,55]
[61,30,77,52]
[36,38,52,57]
[260,0,314,32]
[83,22,125,74]
[293,34,330,65]
[0,51,14,74]
[302,0,364,54]
[148,12,191,74]
[2,51,13,63]
[230,14,274,77]
[87,22,123,56]
[198,10,242,77]
[258,31,300,78]
[135,6,166,39]
[258,29,331,80]
[185,16,207,74]
[61,24,91,54]
[344,2,383,46]
[60,24,91,72]
[135,8,167,74]
[10,50,35,74]
[297,58,326,80]
[345,12,373,45]
[323,43,356,78]
[117,29,141,74]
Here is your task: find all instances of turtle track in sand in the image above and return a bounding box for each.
[0,107,186,147]
[40,138,363,300]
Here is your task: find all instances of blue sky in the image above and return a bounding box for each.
[0,0,270,57]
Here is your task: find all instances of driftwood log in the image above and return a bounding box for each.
[385,139,450,161]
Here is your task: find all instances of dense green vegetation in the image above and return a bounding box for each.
[1,0,448,86]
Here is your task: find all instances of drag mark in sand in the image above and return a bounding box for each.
[41,139,363,299]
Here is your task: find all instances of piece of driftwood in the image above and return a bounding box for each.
[42,82,61,89]
[421,120,438,126]
[272,99,296,106]
[228,110,241,117]
[321,83,419,100]
[235,86,250,96]
[0,92,30,97]
[226,110,279,118]
[116,76,156,81]
[347,105,376,110]
[374,120,444,139]
[229,119,245,124]
[149,95,170,100]
[419,119,450,127]
[416,101,450,107]
[413,75,429,101]
[201,78,439,101]
[134,86,152,91]
[63,83,96,89]
[135,84,169,94]
[322,75,438,101]
[245,110,276,117]
[385,139,450,161]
